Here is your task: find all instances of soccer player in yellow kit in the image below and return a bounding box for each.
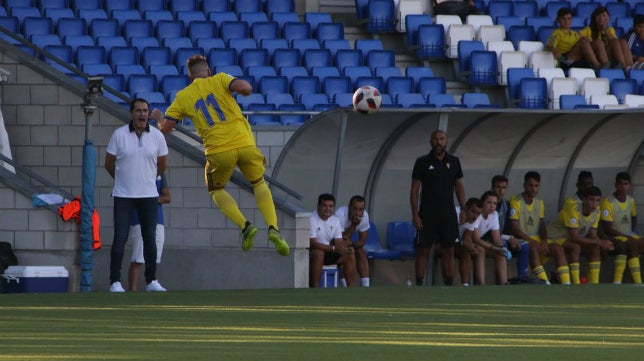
[547,186,614,284]
[600,172,643,284]
[159,55,289,256]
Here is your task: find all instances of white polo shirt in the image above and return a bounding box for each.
[477,211,500,237]
[106,123,168,198]
[334,206,370,233]
[309,212,343,246]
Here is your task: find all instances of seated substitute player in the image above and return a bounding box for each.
[158,55,289,256]
[565,170,594,210]
[470,191,510,285]
[547,186,614,284]
[600,172,643,285]
[309,193,357,288]
[455,197,482,287]
[335,195,371,287]
[509,171,551,284]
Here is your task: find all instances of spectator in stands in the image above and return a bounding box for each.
[411,129,466,286]
[432,0,481,23]
[547,186,614,284]
[621,15,644,70]
[508,171,551,284]
[159,55,289,257]
[455,197,482,287]
[600,172,643,285]
[128,171,170,291]
[545,7,603,71]
[565,170,594,209]
[335,195,371,287]
[309,193,357,288]
[470,191,509,285]
[492,175,530,282]
[580,6,631,71]
[105,98,168,293]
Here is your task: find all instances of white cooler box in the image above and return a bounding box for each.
[1,266,69,293]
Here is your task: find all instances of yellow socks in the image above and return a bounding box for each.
[211,189,247,229]
[558,265,571,285]
[252,179,278,229]
[588,261,600,284]
[613,255,627,284]
[629,257,642,284]
[533,265,549,283]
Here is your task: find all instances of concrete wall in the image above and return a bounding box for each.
[0,48,309,292]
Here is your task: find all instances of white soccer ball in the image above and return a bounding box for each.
[352,85,382,115]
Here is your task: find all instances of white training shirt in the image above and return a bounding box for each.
[309,211,343,246]
[476,210,500,237]
[334,206,370,233]
[106,123,168,198]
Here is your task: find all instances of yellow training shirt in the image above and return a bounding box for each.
[546,28,582,54]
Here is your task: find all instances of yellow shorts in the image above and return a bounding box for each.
[204,146,265,191]
[615,234,641,242]
[548,238,566,246]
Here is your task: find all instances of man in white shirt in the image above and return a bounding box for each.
[470,191,510,285]
[309,193,357,287]
[105,98,168,293]
[335,195,370,287]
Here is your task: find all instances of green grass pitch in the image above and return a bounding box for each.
[1,285,643,360]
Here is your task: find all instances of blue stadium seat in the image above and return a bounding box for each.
[156,20,185,41]
[507,67,535,101]
[265,92,294,107]
[81,63,112,76]
[513,0,538,20]
[316,22,344,43]
[208,11,238,28]
[174,47,203,74]
[386,76,414,99]
[560,94,591,109]
[360,222,402,260]
[462,92,496,108]
[468,50,498,86]
[44,8,75,27]
[545,1,572,20]
[77,9,108,27]
[416,23,446,63]
[141,46,171,70]
[129,36,160,53]
[160,74,189,101]
[105,0,133,13]
[261,38,288,57]
[322,76,351,100]
[290,38,320,52]
[488,0,514,20]
[279,66,308,86]
[148,64,179,84]
[143,10,174,27]
[271,11,299,31]
[22,16,53,41]
[89,18,119,41]
[615,17,633,35]
[247,103,278,125]
[428,93,463,108]
[355,76,384,92]
[598,68,626,84]
[162,36,192,54]
[43,44,74,73]
[575,2,597,22]
[31,34,62,49]
[300,93,330,111]
[127,74,158,96]
[303,48,332,72]
[278,103,307,125]
[311,66,340,84]
[396,93,427,108]
[176,11,206,29]
[169,0,198,14]
[208,47,237,68]
[239,11,268,26]
[283,22,311,45]
[333,92,354,107]
[9,7,41,24]
[111,9,141,29]
[137,0,165,12]
[235,92,264,110]
[108,46,138,70]
[234,0,261,14]
[537,25,557,45]
[518,77,548,109]
[247,65,276,86]
[291,76,320,101]
[37,0,67,11]
[97,35,128,53]
[365,49,395,72]
[71,0,102,13]
[405,66,434,89]
[102,73,125,92]
[354,39,383,59]
[386,221,416,258]
[250,21,279,42]
[304,12,332,35]
[259,76,289,94]
[123,19,153,41]
[610,78,637,104]
[457,40,485,73]
[75,45,106,66]
[343,65,372,87]
[115,64,146,82]
[220,21,249,41]
[334,49,363,72]
[507,25,536,49]
[527,16,554,30]
[63,34,94,53]
[197,38,225,53]
[405,14,433,48]
[366,0,396,33]
[6,0,33,9]
[272,48,301,69]
[239,48,269,71]
[496,15,524,33]
[606,2,630,20]
[202,0,231,13]
[628,68,644,87]
[266,0,294,15]
[227,38,258,54]
[354,0,369,23]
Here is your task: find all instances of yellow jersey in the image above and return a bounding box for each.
[165,73,255,155]
[600,194,637,235]
[547,201,600,240]
[546,28,582,54]
[509,194,544,237]
[579,26,617,44]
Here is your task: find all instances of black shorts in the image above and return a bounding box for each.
[414,212,460,249]
[323,251,340,265]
